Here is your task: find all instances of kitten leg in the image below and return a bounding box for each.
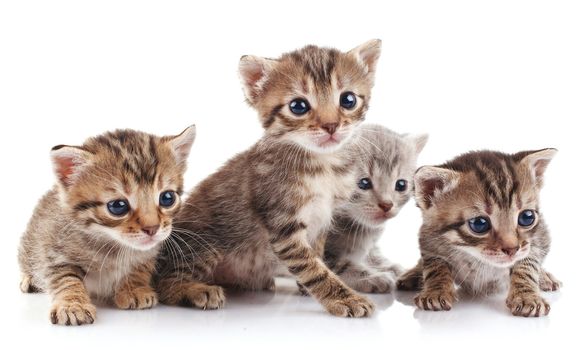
[46,264,96,326]
[539,268,562,292]
[367,246,404,277]
[113,261,158,310]
[156,252,225,310]
[297,231,328,296]
[334,260,396,294]
[20,274,40,293]
[397,259,424,291]
[271,233,374,317]
[414,257,457,311]
[506,258,550,317]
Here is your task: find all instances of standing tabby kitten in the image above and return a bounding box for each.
[323,125,427,293]
[156,40,382,317]
[397,149,560,317]
[18,126,196,325]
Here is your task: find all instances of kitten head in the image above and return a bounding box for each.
[239,40,382,153]
[414,149,556,268]
[341,125,428,227]
[50,125,196,251]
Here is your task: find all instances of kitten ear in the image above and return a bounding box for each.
[166,124,196,165]
[516,148,557,185]
[348,39,382,75]
[405,134,429,156]
[414,166,460,209]
[238,55,278,104]
[50,145,92,188]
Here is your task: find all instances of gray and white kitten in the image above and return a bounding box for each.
[323,125,427,293]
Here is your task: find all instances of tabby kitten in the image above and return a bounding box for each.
[397,149,560,317]
[323,125,427,293]
[18,126,196,325]
[156,40,382,317]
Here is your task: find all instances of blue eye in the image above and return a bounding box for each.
[518,210,536,227]
[340,92,357,109]
[395,179,408,192]
[159,191,176,207]
[358,178,373,190]
[289,98,310,115]
[107,200,130,216]
[468,216,490,234]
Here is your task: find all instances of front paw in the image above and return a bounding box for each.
[355,273,396,294]
[506,292,550,317]
[50,300,96,326]
[414,288,457,311]
[182,284,226,310]
[114,286,158,310]
[539,270,562,292]
[324,292,374,317]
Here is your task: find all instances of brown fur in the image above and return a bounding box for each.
[155,40,382,317]
[397,149,560,316]
[18,126,196,325]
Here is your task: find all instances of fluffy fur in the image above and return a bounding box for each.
[397,149,561,317]
[18,126,196,325]
[323,125,427,293]
[155,40,382,317]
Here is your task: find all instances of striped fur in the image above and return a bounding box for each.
[18,126,195,325]
[323,125,427,293]
[155,40,381,317]
[397,149,560,316]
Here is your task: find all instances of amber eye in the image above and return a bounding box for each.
[289,98,310,115]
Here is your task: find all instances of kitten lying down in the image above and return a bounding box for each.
[18,126,196,325]
[398,149,561,317]
[321,125,427,294]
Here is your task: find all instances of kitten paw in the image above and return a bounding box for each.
[354,273,396,294]
[396,266,424,291]
[414,289,457,311]
[19,274,40,293]
[181,284,225,310]
[50,300,96,326]
[324,293,374,317]
[114,286,158,310]
[506,293,550,317]
[539,270,562,292]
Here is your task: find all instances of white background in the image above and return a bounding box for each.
[1,1,582,349]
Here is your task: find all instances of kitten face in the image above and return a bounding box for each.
[415,149,556,268]
[50,126,196,251]
[239,40,382,153]
[342,126,427,227]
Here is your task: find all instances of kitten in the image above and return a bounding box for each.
[18,126,196,325]
[322,125,427,294]
[397,149,560,317]
[156,40,382,317]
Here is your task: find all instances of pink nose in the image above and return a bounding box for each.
[141,225,160,237]
[321,123,339,135]
[501,246,519,257]
[378,202,393,213]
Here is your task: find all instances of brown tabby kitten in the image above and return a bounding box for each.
[397,149,560,317]
[18,126,196,325]
[156,40,382,317]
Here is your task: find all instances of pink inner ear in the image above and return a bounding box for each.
[534,159,551,178]
[55,156,77,185]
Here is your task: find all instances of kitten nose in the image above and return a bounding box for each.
[141,225,160,237]
[321,123,339,135]
[501,246,519,257]
[378,202,393,213]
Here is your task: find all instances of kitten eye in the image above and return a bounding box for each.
[107,200,130,216]
[340,92,357,109]
[358,178,373,190]
[159,191,176,208]
[518,210,536,227]
[289,98,310,115]
[468,216,490,234]
[395,179,408,192]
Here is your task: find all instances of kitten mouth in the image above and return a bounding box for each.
[316,134,342,148]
